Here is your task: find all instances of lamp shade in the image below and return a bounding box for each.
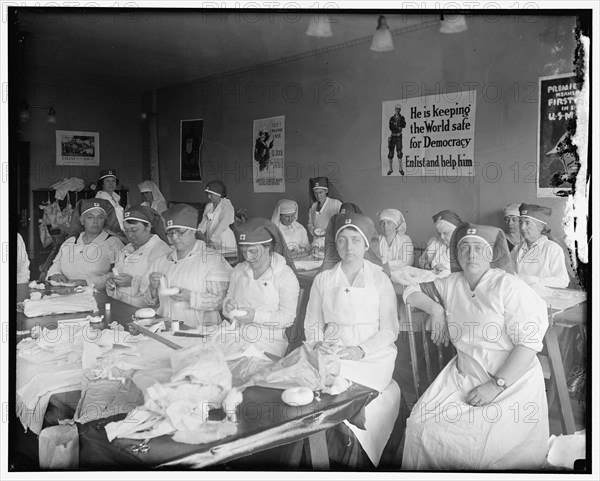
[439,14,468,34]
[370,16,394,52]
[306,16,333,37]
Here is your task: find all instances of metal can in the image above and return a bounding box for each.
[171,320,180,332]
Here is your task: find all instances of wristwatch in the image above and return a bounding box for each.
[488,372,507,390]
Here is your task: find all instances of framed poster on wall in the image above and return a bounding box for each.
[180,119,204,182]
[537,73,583,198]
[56,130,99,166]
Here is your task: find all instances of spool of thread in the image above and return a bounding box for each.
[104,303,112,324]
[171,320,180,332]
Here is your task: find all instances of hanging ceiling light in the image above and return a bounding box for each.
[439,14,468,34]
[370,15,394,52]
[306,15,333,38]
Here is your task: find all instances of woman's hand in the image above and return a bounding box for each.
[106,276,116,290]
[48,273,68,283]
[224,298,238,314]
[465,381,503,407]
[428,305,450,347]
[148,272,163,290]
[233,307,255,323]
[337,346,365,361]
[171,288,191,303]
[432,264,447,274]
[112,273,133,287]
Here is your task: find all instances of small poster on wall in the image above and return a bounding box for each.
[381,90,476,177]
[56,130,99,166]
[537,73,583,198]
[252,115,285,193]
[180,119,204,182]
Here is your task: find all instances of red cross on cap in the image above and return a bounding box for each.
[522,210,528,214]
[93,202,99,207]
[315,182,320,187]
[467,228,476,234]
[124,212,130,217]
[240,234,246,240]
[345,219,352,224]
[167,220,173,226]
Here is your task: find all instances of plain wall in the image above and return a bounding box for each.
[153,14,578,253]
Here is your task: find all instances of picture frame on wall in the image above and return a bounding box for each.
[56,130,100,166]
[180,119,204,182]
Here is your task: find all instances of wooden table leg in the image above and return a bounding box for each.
[545,326,576,434]
[305,431,330,469]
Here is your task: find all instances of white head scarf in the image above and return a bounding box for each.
[138,180,166,208]
[377,208,407,236]
[271,199,298,226]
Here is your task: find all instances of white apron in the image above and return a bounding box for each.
[322,278,400,466]
[203,201,236,251]
[230,269,287,357]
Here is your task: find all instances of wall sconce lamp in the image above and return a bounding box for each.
[370,15,394,52]
[19,99,57,123]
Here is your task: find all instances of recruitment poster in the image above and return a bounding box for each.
[252,115,285,193]
[537,73,583,198]
[381,91,476,177]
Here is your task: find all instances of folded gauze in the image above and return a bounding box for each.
[23,288,98,318]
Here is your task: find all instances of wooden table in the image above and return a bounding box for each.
[15,284,378,469]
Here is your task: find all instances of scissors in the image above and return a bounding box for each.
[131,438,151,453]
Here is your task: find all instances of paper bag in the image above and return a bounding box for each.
[38,424,79,469]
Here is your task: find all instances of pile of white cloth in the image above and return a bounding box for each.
[50,177,85,201]
[23,287,98,318]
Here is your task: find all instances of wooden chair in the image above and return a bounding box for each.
[404,302,456,399]
[284,286,307,356]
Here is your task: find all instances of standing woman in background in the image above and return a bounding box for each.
[503,203,522,251]
[307,176,342,254]
[138,180,168,215]
[95,169,125,229]
[197,180,237,251]
[377,208,414,269]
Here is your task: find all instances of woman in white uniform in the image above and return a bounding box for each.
[512,203,569,288]
[223,218,300,357]
[144,203,232,327]
[418,209,461,275]
[307,177,342,253]
[304,213,400,467]
[197,180,237,251]
[138,180,168,215]
[271,199,310,258]
[47,199,124,289]
[17,233,30,283]
[95,169,125,229]
[106,205,171,307]
[402,223,549,470]
[377,208,414,269]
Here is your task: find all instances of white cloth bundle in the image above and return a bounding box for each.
[23,288,98,318]
[390,264,450,285]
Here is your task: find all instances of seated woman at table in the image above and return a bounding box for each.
[308,176,342,253]
[271,199,310,258]
[512,203,570,289]
[305,213,400,467]
[503,203,522,251]
[106,205,171,307]
[95,169,126,229]
[417,209,462,275]
[319,203,386,273]
[377,208,414,269]
[223,218,299,357]
[143,203,232,327]
[47,199,124,289]
[402,223,549,470]
[197,180,237,252]
[138,180,168,215]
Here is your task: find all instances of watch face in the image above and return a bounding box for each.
[497,378,506,387]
